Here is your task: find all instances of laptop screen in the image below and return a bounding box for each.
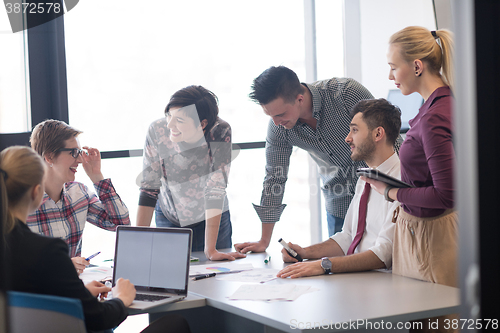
[113,226,192,294]
[386,89,423,132]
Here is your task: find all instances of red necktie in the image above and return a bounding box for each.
[347,182,371,255]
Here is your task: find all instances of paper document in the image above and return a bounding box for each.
[228,284,318,301]
[79,266,113,284]
[216,268,279,283]
[189,262,253,276]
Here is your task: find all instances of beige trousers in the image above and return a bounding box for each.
[392,207,459,333]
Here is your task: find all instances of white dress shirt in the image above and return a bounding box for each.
[330,152,400,268]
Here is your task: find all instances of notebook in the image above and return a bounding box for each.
[112,226,192,310]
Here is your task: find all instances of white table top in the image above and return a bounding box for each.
[188,250,460,332]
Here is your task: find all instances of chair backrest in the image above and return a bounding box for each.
[7,291,86,333]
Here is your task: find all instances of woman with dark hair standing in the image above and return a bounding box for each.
[363,26,456,332]
[137,85,245,261]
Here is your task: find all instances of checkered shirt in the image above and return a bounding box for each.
[253,78,402,223]
[26,179,130,257]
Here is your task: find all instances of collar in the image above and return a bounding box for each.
[176,136,208,153]
[41,193,51,206]
[42,183,70,205]
[375,152,400,175]
[420,86,451,111]
[302,83,323,120]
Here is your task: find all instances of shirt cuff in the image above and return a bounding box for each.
[205,198,225,210]
[94,178,114,193]
[330,232,351,255]
[368,245,392,269]
[252,203,287,223]
[139,191,158,207]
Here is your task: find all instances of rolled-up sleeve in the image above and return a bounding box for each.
[366,201,399,268]
[88,179,130,230]
[204,125,232,211]
[138,121,163,206]
[253,120,293,223]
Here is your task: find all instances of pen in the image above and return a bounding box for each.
[278,238,303,262]
[192,273,216,281]
[264,255,271,264]
[85,251,101,261]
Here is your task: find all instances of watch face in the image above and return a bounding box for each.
[321,257,332,271]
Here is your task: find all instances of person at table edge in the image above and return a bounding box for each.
[277,98,401,278]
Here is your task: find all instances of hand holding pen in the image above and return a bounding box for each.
[279,238,303,262]
[71,257,90,275]
[71,251,101,275]
[86,251,101,261]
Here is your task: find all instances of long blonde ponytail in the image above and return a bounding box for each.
[389,26,454,90]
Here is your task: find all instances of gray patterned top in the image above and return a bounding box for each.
[139,117,231,227]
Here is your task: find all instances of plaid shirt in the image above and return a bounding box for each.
[254,78,402,223]
[27,179,130,257]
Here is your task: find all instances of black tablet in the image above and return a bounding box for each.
[356,168,413,188]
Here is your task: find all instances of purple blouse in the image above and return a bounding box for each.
[397,86,455,217]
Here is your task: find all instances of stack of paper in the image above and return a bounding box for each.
[79,266,113,284]
[228,284,318,301]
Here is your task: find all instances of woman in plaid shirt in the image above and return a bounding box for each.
[27,119,130,274]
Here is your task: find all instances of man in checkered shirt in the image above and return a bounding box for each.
[235,66,401,254]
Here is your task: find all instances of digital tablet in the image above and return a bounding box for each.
[356,168,413,188]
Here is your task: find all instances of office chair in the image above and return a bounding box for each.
[7,291,86,333]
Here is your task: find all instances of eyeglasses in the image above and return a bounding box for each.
[57,148,84,159]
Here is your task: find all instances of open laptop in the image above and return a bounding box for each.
[112,226,192,310]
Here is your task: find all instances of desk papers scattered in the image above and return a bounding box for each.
[216,268,279,283]
[228,284,318,301]
[79,266,113,284]
[189,262,253,277]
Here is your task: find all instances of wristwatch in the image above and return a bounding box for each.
[320,257,332,274]
[384,186,395,203]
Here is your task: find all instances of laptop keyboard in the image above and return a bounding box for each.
[135,294,171,302]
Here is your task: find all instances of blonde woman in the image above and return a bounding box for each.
[363,26,457,332]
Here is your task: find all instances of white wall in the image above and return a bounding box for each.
[347,0,436,98]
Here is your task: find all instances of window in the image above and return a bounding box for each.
[316,0,344,80]
[67,0,320,255]
[0,10,30,133]
[64,1,306,149]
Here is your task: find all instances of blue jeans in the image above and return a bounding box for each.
[155,206,232,252]
[327,213,344,237]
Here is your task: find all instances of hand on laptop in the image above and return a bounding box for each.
[205,249,246,261]
[85,280,111,300]
[113,278,136,307]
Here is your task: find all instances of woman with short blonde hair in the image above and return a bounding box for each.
[28,119,130,274]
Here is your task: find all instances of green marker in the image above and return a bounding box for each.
[264,255,271,264]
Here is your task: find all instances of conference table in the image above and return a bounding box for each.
[130,249,460,333]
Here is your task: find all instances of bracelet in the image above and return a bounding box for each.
[384,186,395,202]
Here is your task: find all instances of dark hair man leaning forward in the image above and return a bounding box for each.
[277,98,401,277]
[235,66,401,254]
